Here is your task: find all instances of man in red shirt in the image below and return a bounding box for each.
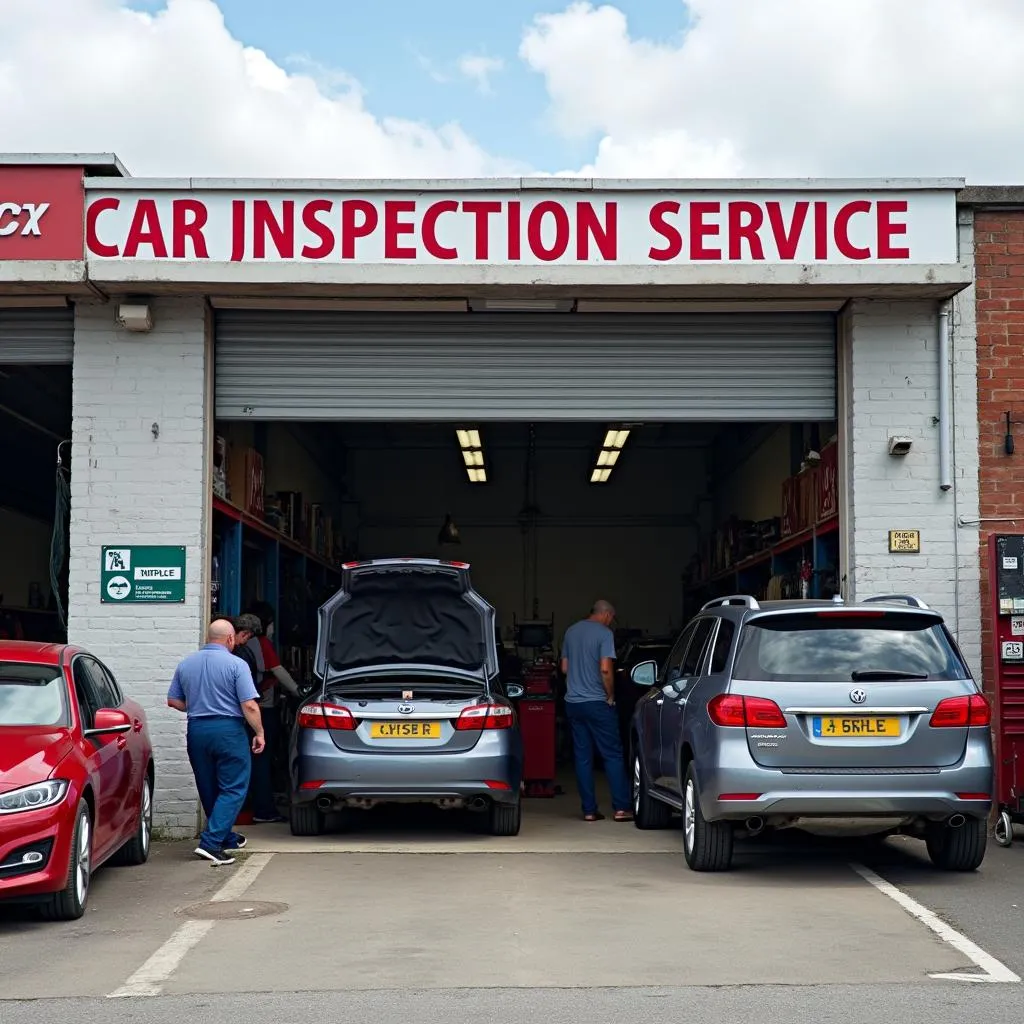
[245,602,300,823]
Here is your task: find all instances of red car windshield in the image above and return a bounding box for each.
[0,662,67,727]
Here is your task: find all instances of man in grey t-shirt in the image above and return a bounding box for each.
[560,600,632,821]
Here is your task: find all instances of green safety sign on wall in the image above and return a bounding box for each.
[101,546,187,604]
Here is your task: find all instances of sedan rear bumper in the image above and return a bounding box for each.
[294,780,520,807]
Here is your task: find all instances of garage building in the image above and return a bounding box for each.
[0,157,980,836]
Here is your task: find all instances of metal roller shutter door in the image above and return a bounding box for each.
[214,310,836,421]
[0,307,74,364]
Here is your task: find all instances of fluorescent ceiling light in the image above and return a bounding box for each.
[603,429,630,449]
[590,467,612,484]
[596,449,620,468]
[467,468,487,483]
[462,449,484,467]
[457,428,482,450]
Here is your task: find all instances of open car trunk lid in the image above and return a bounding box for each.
[314,558,499,685]
[732,608,978,770]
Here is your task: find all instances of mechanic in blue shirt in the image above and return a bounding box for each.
[561,600,633,822]
[168,618,265,865]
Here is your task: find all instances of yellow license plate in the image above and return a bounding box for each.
[813,716,901,738]
[369,721,442,739]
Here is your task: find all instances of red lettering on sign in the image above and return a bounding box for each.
[301,199,334,259]
[528,201,570,262]
[123,199,167,258]
[728,201,765,260]
[86,196,120,257]
[766,201,809,260]
[384,199,417,259]
[253,200,294,259]
[422,200,458,260]
[814,201,828,260]
[648,200,682,261]
[689,201,721,260]
[834,200,871,260]
[877,200,910,259]
[230,200,246,262]
[461,200,501,260]
[507,201,522,260]
[576,201,617,260]
[341,200,378,260]
[171,199,209,259]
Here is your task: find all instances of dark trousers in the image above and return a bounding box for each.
[565,700,631,815]
[186,716,251,852]
[248,706,279,819]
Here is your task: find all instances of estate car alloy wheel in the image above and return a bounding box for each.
[632,750,673,830]
[681,764,734,872]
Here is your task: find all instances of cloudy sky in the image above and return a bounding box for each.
[2,0,1022,181]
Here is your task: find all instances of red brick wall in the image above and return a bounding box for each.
[976,211,1024,696]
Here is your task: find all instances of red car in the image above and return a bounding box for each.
[0,641,154,920]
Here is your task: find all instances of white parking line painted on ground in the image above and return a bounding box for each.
[107,853,273,998]
[851,863,1020,984]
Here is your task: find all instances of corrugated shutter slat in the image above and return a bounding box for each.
[214,311,836,421]
[0,308,74,365]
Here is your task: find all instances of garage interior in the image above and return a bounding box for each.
[0,328,72,646]
[209,305,842,825]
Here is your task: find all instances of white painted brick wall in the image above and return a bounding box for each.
[69,297,208,838]
[845,287,981,678]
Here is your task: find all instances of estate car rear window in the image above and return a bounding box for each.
[732,612,969,683]
[0,663,67,727]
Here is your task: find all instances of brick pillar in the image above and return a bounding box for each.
[68,297,210,838]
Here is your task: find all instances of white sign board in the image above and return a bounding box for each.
[84,188,958,266]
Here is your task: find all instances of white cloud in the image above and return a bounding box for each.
[520,0,1024,182]
[2,0,1024,181]
[0,0,518,178]
[457,54,504,96]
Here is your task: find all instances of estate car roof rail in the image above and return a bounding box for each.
[701,595,761,611]
[862,594,931,609]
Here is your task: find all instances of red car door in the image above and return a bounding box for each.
[70,656,130,861]
[94,657,146,843]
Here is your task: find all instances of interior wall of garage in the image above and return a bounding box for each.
[69,297,210,839]
[0,509,52,608]
[344,436,706,637]
[842,287,981,678]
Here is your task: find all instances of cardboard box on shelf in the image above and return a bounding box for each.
[817,441,839,521]
[781,477,797,537]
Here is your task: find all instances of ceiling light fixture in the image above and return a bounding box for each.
[590,467,611,484]
[603,428,630,450]
[457,428,482,450]
[590,425,633,484]
[462,449,485,468]
[456,427,487,483]
[596,449,620,467]
[467,468,487,484]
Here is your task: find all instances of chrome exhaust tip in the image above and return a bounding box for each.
[315,795,334,812]
[745,816,765,836]
[948,813,966,828]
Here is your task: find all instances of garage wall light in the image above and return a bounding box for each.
[603,428,630,449]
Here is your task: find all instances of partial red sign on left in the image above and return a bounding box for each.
[0,166,84,260]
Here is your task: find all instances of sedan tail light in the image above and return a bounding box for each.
[708,694,787,728]
[929,694,990,728]
[297,702,358,731]
[455,703,515,731]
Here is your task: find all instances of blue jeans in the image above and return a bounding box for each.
[565,700,631,815]
[187,716,252,852]
[247,706,279,819]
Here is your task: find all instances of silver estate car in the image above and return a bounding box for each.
[628,594,993,872]
[289,558,524,837]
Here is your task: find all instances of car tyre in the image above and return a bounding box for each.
[925,816,987,871]
[290,802,325,837]
[113,775,153,867]
[40,801,91,921]
[682,764,733,872]
[488,797,522,837]
[632,749,673,830]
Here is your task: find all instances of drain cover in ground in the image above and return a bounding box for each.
[178,900,287,920]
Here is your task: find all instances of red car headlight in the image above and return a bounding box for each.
[0,780,69,815]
